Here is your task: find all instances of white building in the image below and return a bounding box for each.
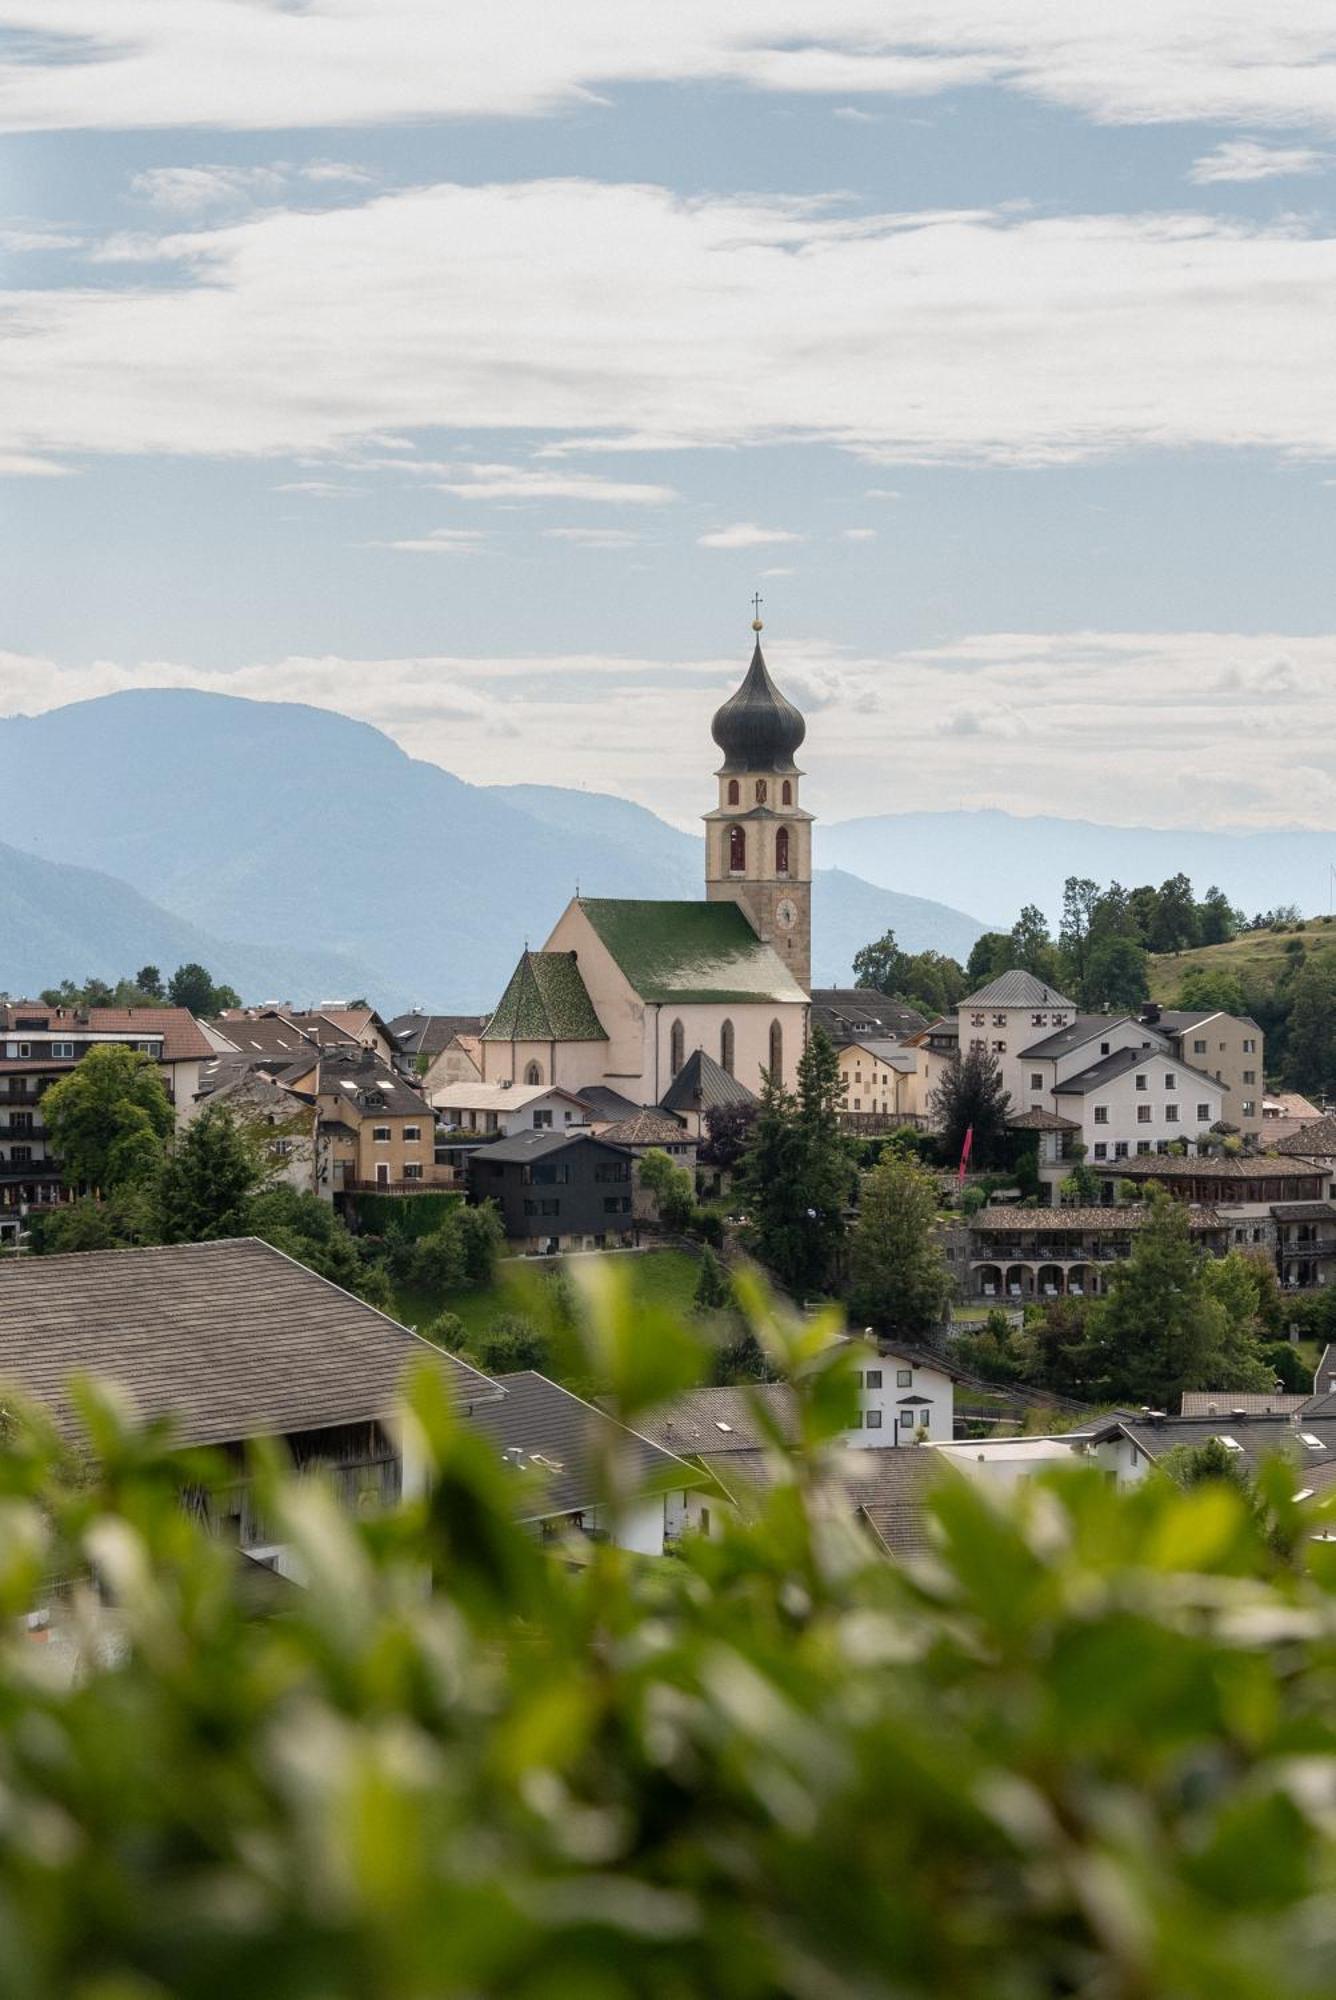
[432,1079,591,1139]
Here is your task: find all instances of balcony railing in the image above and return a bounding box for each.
[342,1174,464,1195]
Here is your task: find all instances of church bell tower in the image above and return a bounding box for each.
[704,611,813,993]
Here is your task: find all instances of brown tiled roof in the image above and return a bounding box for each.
[1275,1117,1336,1157]
[598,1109,691,1147]
[0,1238,500,1447]
[1104,1153,1321,1181]
[1006,1107,1080,1132]
[969,1204,1223,1232]
[0,1004,212,1063]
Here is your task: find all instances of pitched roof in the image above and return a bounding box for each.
[969,1203,1224,1233]
[473,1128,632,1167]
[1102,1153,1322,1182]
[0,1003,213,1063]
[388,1013,488,1058]
[810,989,928,1043]
[1119,1411,1336,1480]
[466,1370,700,1521]
[1020,1014,1153,1060]
[960,971,1075,1009]
[1271,1202,1336,1222]
[633,1382,799,1455]
[1005,1106,1080,1132]
[576,898,807,1005]
[482,950,607,1043]
[1152,1008,1264,1036]
[575,1085,645,1124]
[841,1038,917,1071]
[431,1081,588,1115]
[311,1047,432,1120]
[0,1238,500,1447]
[660,1048,758,1115]
[1180,1391,1307,1416]
[1275,1116,1336,1157]
[598,1109,692,1147]
[208,1011,321,1061]
[1315,1343,1336,1395]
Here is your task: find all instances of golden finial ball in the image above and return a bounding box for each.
[751,618,763,631]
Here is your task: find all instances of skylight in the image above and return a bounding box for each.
[714,1420,734,1433]
[1301,1433,1327,1450]
[1216,1435,1244,1452]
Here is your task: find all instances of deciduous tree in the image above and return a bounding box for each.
[848,1152,952,1341]
[41,1044,174,1193]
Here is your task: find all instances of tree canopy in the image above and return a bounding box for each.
[847,1151,952,1340]
[735,1027,853,1296]
[41,1043,175,1193]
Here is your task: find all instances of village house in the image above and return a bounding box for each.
[467,1129,637,1253]
[260,1044,445,1198]
[959,1203,1229,1305]
[0,1001,214,1223]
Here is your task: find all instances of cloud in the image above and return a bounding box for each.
[376,529,487,553]
[15,626,1336,833]
[13,183,1336,468]
[432,463,677,504]
[698,522,803,548]
[131,164,288,212]
[0,227,82,250]
[840,527,877,540]
[833,106,878,124]
[8,7,1336,133]
[1189,139,1329,184]
[275,479,365,499]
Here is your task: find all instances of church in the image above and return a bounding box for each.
[479,617,813,1104]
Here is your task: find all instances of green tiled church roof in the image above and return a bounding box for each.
[578,899,807,1005]
[482,951,608,1043]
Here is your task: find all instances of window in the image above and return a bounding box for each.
[1197,1103,1210,1121]
[970,1013,985,1027]
[372,1125,391,1142]
[727,778,740,805]
[781,779,792,805]
[1031,1013,1047,1027]
[1165,1104,1178,1123]
[522,1197,561,1218]
[603,1195,631,1214]
[899,1411,914,1430]
[10,1043,30,1060]
[669,1018,684,1076]
[775,826,790,875]
[51,1042,73,1059]
[10,1146,31,1165]
[1030,1072,1043,1090]
[1243,1100,1256,1118]
[728,825,746,872]
[403,1125,421,1142]
[1243,1070,1256,1084]
[992,1013,1007,1028]
[992,1040,1006,1054]
[1135,1074,1147,1091]
[533,1110,552,1130]
[755,778,768,804]
[1243,1038,1256,1054]
[1193,1038,1207,1054]
[1093,1142,1107,1159]
[853,1097,861,1110]
[1137,1105,1152,1123]
[896,1369,912,1387]
[720,1019,735,1075]
[1093,1105,1109,1124]
[1114,1141,1128,1159]
[1155,1140,1168,1155]
[594,1162,629,1182]
[1137,1140,1151,1154]
[866,1409,883,1430]
[1100,1042,1110,1055]
[865,1369,882,1389]
[769,1019,783,1079]
[524,1060,543,1086]
[403,1164,422,1181]
[1164,1073,1176,1090]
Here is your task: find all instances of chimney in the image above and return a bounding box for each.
[1140,1002,1161,1027]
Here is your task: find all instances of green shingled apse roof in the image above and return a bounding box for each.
[578,898,807,1004]
[482,951,607,1043]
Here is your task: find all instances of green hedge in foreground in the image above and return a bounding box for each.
[1,1270,1336,1996]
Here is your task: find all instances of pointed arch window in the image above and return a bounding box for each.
[524,1060,543,1086]
[670,1019,685,1077]
[726,778,740,806]
[728,825,746,873]
[775,826,790,876]
[781,779,793,806]
[769,1019,783,1080]
[720,1019,735,1076]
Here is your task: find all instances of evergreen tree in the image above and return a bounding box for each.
[155,1103,268,1243]
[1286,955,1336,1095]
[736,1027,852,1296]
[848,1152,952,1341]
[929,1043,1012,1168]
[1084,934,1149,1012]
[41,1044,174,1193]
[135,965,165,1000]
[692,1245,732,1315]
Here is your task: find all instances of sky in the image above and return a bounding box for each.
[4,5,1336,833]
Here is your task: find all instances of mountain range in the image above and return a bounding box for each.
[0,691,988,1010]
[819,810,1336,932]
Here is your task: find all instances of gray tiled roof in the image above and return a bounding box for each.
[1020,1014,1155,1060]
[0,1238,500,1448]
[810,989,928,1044]
[388,1013,487,1058]
[466,1370,700,1520]
[1179,1392,1307,1416]
[1055,1045,1227,1096]
[960,971,1075,1009]
[634,1382,798,1455]
[476,1129,632,1167]
[1120,1411,1336,1480]
[660,1049,757,1116]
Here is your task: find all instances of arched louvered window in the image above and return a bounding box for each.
[727,778,740,805]
[769,1019,783,1079]
[728,825,746,872]
[755,779,768,804]
[781,779,793,806]
[775,825,790,876]
[670,1019,685,1076]
[524,1060,543,1086]
[720,1019,735,1075]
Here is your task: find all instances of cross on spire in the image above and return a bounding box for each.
[751,591,764,632]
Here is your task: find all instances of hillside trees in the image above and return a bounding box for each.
[847,1152,952,1340]
[736,1027,853,1295]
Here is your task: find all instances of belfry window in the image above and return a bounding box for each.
[720,1019,735,1075]
[727,779,740,805]
[775,826,790,876]
[728,825,746,872]
[781,779,792,806]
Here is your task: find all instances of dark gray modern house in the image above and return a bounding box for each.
[467,1129,636,1252]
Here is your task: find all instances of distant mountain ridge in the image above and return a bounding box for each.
[819,809,1336,933]
[0,691,988,1008]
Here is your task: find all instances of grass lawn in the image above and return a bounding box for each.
[392,1247,703,1347]
[1148,917,1336,1003]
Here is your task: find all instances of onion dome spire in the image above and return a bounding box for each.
[710,604,806,775]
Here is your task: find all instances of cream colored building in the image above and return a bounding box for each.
[837,1037,918,1118]
[480,625,812,1107]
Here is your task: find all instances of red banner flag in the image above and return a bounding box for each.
[957,1125,974,1183]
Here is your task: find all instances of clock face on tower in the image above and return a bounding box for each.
[775,898,798,932]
